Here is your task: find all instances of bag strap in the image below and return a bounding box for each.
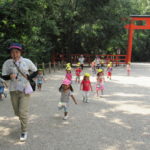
[13,62,28,80]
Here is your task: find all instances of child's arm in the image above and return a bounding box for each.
[90,83,93,91]
[43,76,46,82]
[0,79,8,88]
[80,82,82,90]
[71,95,77,104]
[103,76,105,82]
[4,82,8,88]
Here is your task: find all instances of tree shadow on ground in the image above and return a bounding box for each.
[0,63,150,150]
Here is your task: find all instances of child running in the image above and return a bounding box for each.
[80,73,92,103]
[58,79,77,120]
[0,77,8,100]
[65,67,72,82]
[75,63,82,83]
[106,64,113,80]
[36,69,45,91]
[96,69,105,97]
[126,62,131,76]
[91,61,96,75]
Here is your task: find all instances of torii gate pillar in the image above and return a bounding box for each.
[125,15,150,63]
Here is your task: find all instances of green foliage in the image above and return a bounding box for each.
[0,0,150,68]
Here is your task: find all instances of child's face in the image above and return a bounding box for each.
[63,84,70,90]
[66,70,71,73]
[100,72,103,75]
[10,49,21,60]
[97,73,101,76]
[38,71,42,75]
[85,76,89,80]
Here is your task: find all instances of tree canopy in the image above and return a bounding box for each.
[0,0,150,66]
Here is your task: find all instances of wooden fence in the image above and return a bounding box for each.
[54,54,127,65]
[35,61,65,75]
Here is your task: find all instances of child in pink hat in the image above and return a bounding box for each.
[58,79,77,120]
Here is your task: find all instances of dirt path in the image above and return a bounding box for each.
[0,63,150,150]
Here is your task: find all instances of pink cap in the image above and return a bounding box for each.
[9,46,22,50]
[62,79,71,85]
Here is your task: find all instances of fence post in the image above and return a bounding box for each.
[61,61,64,69]
[35,62,38,68]
[48,62,51,73]
[58,61,61,70]
[53,62,56,72]
[42,62,45,75]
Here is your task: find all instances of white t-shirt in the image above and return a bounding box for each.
[2,57,37,92]
[95,58,101,65]
[60,89,73,103]
[78,57,85,64]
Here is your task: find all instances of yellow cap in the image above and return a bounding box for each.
[97,69,103,73]
[66,63,71,66]
[84,73,90,77]
[107,64,111,67]
[76,62,80,66]
[38,68,43,71]
[66,67,71,71]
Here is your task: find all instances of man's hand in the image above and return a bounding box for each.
[10,74,17,79]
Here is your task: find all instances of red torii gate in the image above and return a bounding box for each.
[125,15,150,63]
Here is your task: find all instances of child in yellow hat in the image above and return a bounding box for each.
[80,73,92,103]
[75,63,82,83]
[106,64,113,80]
[96,69,105,97]
[90,61,96,74]
[65,67,72,82]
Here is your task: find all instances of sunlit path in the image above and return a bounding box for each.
[0,63,150,150]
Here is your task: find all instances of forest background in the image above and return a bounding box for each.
[0,0,150,66]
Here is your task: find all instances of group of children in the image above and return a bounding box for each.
[57,61,115,120]
[58,61,131,120]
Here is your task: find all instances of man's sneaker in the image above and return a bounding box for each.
[20,132,27,142]
[63,115,68,120]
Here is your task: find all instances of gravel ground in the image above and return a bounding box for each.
[0,63,150,150]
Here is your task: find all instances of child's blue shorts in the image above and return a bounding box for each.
[58,102,68,112]
[0,86,4,94]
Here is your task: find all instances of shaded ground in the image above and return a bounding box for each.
[0,63,150,150]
